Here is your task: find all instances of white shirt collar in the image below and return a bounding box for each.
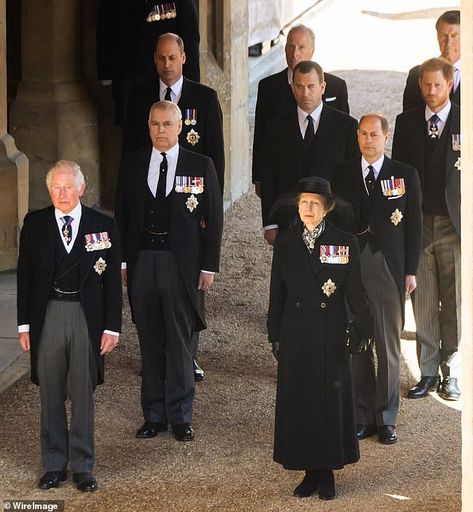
[297,102,323,129]
[54,201,82,222]
[55,202,82,253]
[361,155,384,179]
[159,76,184,101]
[287,67,293,85]
[425,100,451,124]
[452,59,461,71]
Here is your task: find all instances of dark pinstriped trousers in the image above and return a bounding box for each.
[132,250,196,425]
[413,215,461,378]
[352,247,402,427]
[37,300,96,473]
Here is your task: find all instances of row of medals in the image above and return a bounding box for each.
[146,3,177,22]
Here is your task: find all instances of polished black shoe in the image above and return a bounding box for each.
[318,470,336,500]
[407,376,440,398]
[293,471,319,498]
[438,377,461,401]
[193,358,205,382]
[378,425,398,444]
[356,424,377,440]
[172,423,195,441]
[38,471,67,490]
[73,472,98,492]
[136,421,168,438]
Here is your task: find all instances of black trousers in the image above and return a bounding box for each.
[132,250,196,425]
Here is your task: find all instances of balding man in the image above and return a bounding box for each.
[403,10,460,110]
[17,161,122,492]
[115,101,223,442]
[252,24,349,194]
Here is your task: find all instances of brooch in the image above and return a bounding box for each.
[390,208,403,226]
[94,257,107,275]
[322,279,337,297]
[186,129,200,146]
[186,194,199,212]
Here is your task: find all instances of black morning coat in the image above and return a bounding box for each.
[115,146,223,330]
[17,205,123,385]
[331,156,423,324]
[252,67,350,183]
[392,102,460,235]
[122,77,225,193]
[268,221,373,470]
[260,105,359,227]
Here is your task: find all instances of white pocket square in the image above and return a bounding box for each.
[325,96,336,102]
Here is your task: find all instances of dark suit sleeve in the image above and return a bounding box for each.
[391,113,410,164]
[114,155,131,264]
[404,167,422,276]
[102,218,123,333]
[203,89,225,193]
[252,78,270,184]
[122,85,153,154]
[345,117,360,160]
[17,213,33,326]
[402,66,423,112]
[260,120,278,227]
[178,0,200,82]
[202,158,223,272]
[337,79,350,114]
[267,235,287,343]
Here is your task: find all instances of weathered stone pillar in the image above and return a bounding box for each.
[461,2,473,510]
[0,0,28,271]
[200,0,250,208]
[9,0,99,211]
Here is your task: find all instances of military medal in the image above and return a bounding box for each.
[322,279,337,297]
[452,134,461,152]
[390,208,403,226]
[319,245,350,264]
[184,108,198,126]
[186,128,200,146]
[186,194,199,212]
[147,2,177,22]
[381,176,406,198]
[94,257,107,275]
[85,232,112,252]
[175,176,204,194]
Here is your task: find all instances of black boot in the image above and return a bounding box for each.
[293,470,319,498]
[318,469,335,500]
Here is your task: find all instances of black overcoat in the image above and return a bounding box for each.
[268,222,373,470]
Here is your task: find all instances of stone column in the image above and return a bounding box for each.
[200,0,250,208]
[0,0,28,271]
[9,0,99,211]
[461,2,473,510]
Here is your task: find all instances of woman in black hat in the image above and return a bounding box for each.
[268,176,373,499]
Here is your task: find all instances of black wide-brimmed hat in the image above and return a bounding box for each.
[297,176,332,197]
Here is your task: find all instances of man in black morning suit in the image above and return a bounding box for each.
[332,114,422,444]
[115,101,223,441]
[260,60,359,246]
[392,58,461,401]
[122,33,224,192]
[122,32,224,380]
[252,24,350,195]
[402,10,460,111]
[17,161,122,492]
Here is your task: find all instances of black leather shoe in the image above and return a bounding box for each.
[73,472,98,492]
[318,470,335,500]
[407,376,440,398]
[38,471,67,489]
[378,425,398,444]
[293,471,319,498]
[193,358,205,382]
[172,423,195,441]
[356,424,377,440]
[136,421,168,438]
[438,377,461,401]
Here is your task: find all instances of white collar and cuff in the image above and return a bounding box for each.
[297,102,323,138]
[55,202,82,254]
[159,76,184,103]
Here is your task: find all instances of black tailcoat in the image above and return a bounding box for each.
[268,222,373,470]
[260,105,359,227]
[252,67,350,183]
[17,206,122,385]
[332,156,422,321]
[402,64,460,111]
[122,77,225,192]
[392,103,460,235]
[115,146,223,330]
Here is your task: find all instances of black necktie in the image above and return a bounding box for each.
[365,165,375,195]
[165,87,172,101]
[156,152,168,198]
[428,114,440,139]
[304,115,315,144]
[61,215,73,245]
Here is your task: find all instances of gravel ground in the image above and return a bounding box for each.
[0,69,461,511]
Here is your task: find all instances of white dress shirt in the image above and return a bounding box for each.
[297,102,323,139]
[148,143,179,197]
[425,101,451,139]
[361,155,384,194]
[159,76,183,103]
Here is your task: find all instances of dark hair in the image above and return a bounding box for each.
[292,60,324,84]
[359,112,389,134]
[436,10,460,30]
[419,57,453,81]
